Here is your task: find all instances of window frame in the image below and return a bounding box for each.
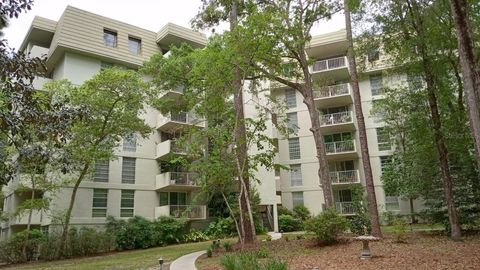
[103,29,117,48]
[292,192,304,207]
[288,137,301,160]
[93,160,109,182]
[376,127,391,151]
[286,112,299,133]
[120,190,135,217]
[370,74,384,96]
[290,164,302,187]
[123,134,137,152]
[128,36,141,55]
[92,189,108,218]
[121,157,136,184]
[285,89,297,109]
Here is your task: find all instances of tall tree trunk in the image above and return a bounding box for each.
[230,0,255,246]
[344,0,382,238]
[409,197,417,224]
[60,163,90,252]
[449,0,480,170]
[298,49,334,209]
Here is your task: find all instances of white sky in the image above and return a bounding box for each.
[3,0,345,50]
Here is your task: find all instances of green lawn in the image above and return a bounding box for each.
[381,223,444,233]
[3,241,212,270]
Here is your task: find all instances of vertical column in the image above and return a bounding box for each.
[273,203,279,232]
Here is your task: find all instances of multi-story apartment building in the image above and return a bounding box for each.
[272,30,423,217]
[0,6,280,239]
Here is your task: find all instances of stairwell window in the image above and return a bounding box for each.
[376,127,391,151]
[103,29,117,48]
[380,156,392,173]
[121,157,136,184]
[92,189,108,217]
[128,36,141,55]
[292,192,304,207]
[123,134,137,152]
[93,160,109,182]
[286,112,299,133]
[370,74,384,96]
[290,164,302,186]
[385,196,400,211]
[285,89,297,108]
[288,138,301,160]
[120,190,135,217]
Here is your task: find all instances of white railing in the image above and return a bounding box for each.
[313,83,350,99]
[169,172,199,185]
[336,202,355,215]
[325,140,355,154]
[155,205,206,219]
[311,56,347,73]
[330,170,360,184]
[320,111,353,126]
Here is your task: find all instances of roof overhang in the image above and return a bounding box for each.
[156,23,207,50]
[19,16,57,52]
[306,29,348,59]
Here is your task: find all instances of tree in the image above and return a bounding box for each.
[359,0,477,240]
[448,0,480,169]
[344,0,381,237]
[235,0,339,208]
[46,68,151,251]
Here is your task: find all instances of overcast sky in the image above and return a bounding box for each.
[3,0,345,50]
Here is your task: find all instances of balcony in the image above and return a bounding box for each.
[156,112,205,131]
[335,202,355,215]
[156,172,200,191]
[158,86,184,102]
[320,111,355,134]
[330,170,360,185]
[310,56,350,80]
[154,205,207,220]
[325,140,357,160]
[9,210,43,226]
[155,140,186,160]
[313,83,353,108]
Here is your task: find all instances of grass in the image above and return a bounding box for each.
[381,223,444,233]
[2,241,213,270]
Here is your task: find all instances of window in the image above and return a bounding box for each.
[93,160,109,182]
[371,100,385,123]
[100,62,113,70]
[337,189,352,202]
[128,36,141,55]
[290,164,302,186]
[370,74,384,96]
[92,189,108,217]
[407,74,423,91]
[380,156,392,173]
[121,157,136,184]
[367,47,380,62]
[123,134,137,152]
[103,29,117,47]
[385,196,400,211]
[285,89,296,108]
[376,127,391,151]
[286,112,299,133]
[169,192,187,205]
[120,190,135,217]
[292,192,304,207]
[288,138,301,160]
[159,192,169,206]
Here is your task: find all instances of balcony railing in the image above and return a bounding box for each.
[169,172,199,186]
[335,202,355,215]
[157,112,204,128]
[325,140,355,154]
[311,56,347,73]
[313,83,350,99]
[330,170,360,184]
[320,111,353,126]
[155,205,206,219]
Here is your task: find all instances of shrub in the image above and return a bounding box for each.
[265,235,272,241]
[183,229,209,243]
[277,206,293,216]
[220,252,287,270]
[206,247,213,257]
[0,229,45,263]
[382,211,398,226]
[305,208,348,245]
[392,217,409,243]
[293,205,311,221]
[257,246,269,258]
[278,214,302,232]
[152,216,187,245]
[223,241,233,252]
[205,217,236,238]
[349,212,372,235]
[113,216,154,250]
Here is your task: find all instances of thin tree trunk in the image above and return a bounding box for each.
[60,163,90,251]
[409,197,417,224]
[221,192,243,247]
[230,0,255,246]
[344,1,382,238]
[449,0,480,170]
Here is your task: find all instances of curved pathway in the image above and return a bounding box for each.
[170,250,206,270]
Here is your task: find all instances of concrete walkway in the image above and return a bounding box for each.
[170,250,206,270]
[267,232,282,240]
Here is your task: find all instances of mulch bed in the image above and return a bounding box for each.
[198,232,480,270]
